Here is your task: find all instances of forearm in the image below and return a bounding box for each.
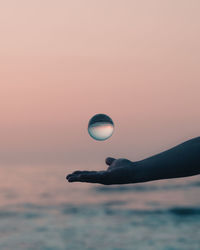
[66,137,200,185]
[135,137,200,183]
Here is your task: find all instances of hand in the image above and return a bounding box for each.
[66,137,200,185]
[66,158,139,185]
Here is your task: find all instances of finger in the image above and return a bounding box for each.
[66,171,97,180]
[105,157,116,166]
[68,171,99,183]
[68,171,108,184]
[66,171,89,179]
[71,171,82,175]
[66,171,82,179]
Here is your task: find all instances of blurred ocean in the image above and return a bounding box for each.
[0,164,199,250]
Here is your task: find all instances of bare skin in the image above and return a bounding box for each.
[66,137,200,185]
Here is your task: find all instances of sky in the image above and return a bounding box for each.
[0,0,200,166]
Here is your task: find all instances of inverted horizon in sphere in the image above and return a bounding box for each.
[88,114,114,141]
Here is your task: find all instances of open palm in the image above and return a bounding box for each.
[66,157,137,185]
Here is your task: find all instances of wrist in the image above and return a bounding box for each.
[131,160,152,183]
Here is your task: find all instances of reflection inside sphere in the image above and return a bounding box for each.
[88,114,114,141]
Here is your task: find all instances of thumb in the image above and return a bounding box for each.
[105,157,116,166]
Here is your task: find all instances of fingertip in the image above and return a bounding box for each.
[66,171,83,180]
[68,178,74,182]
[67,176,78,182]
[105,157,116,165]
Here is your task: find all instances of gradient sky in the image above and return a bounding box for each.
[0,0,200,166]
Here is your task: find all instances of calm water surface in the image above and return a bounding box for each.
[0,164,199,250]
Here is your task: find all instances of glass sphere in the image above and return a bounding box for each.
[88,114,114,141]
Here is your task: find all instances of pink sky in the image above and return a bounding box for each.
[0,0,200,165]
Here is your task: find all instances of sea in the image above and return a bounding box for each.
[0,164,199,250]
